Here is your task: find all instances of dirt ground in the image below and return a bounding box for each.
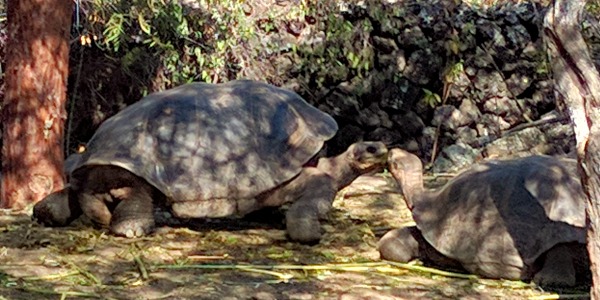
[0,174,591,300]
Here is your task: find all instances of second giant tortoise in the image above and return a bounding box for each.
[34,80,388,243]
[379,149,589,287]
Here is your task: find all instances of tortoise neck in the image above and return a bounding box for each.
[390,151,426,211]
[316,154,361,191]
[400,165,425,211]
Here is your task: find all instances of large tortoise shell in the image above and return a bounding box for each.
[414,155,586,275]
[71,80,338,203]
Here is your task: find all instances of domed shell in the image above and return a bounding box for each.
[71,80,338,203]
[413,155,587,276]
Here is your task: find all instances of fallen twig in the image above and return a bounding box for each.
[384,261,479,280]
[528,294,590,300]
[154,260,543,291]
[133,254,149,281]
[238,267,294,282]
[21,271,81,281]
[17,286,102,299]
[156,261,391,271]
[64,260,102,286]
[503,116,568,136]
[187,254,230,261]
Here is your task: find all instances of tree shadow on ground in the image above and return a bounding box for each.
[0,178,560,299]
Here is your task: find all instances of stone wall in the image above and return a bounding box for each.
[2,0,598,172]
[278,0,578,172]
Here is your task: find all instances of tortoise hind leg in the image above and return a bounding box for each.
[378,226,421,262]
[533,243,587,288]
[378,226,465,272]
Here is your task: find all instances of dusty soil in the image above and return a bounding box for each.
[0,174,590,300]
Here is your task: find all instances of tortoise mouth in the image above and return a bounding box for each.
[373,150,389,163]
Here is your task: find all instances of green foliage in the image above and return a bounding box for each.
[293,3,376,89]
[587,0,600,16]
[75,0,384,94]
[79,0,258,89]
[70,0,401,101]
[103,13,127,52]
[444,60,464,84]
[368,4,405,35]
[535,59,550,75]
[422,88,442,108]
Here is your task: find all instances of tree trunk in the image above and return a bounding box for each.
[544,0,600,297]
[1,0,72,209]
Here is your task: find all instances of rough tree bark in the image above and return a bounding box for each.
[1,0,72,209]
[544,0,600,297]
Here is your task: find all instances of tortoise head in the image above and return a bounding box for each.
[387,148,423,177]
[346,141,389,173]
[33,187,81,227]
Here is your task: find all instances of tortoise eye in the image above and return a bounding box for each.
[366,145,378,154]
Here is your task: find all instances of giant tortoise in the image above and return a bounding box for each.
[34,80,388,243]
[378,149,589,287]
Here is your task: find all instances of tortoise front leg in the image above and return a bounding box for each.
[533,243,582,287]
[284,168,337,243]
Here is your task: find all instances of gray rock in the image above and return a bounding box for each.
[455,126,479,147]
[483,127,548,159]
[356,112,378,128]
[328,124,365,155]
[322,90,360,118]
[432,105,472,131]
[379,76,419,111]
[433,143,480,173]
[473,70,510,100]
[505,72,533,96]
[477,18,506,47]
[367,127,403,146]
[480,114,511,136]
[505,24,531,50]
[399,26,428,49]
[420,126,438,157]
[447,70,472,100]
[403,49,442,85]
[482,97,524,125]
[473,46,495,68]
[395,49,407,72]
[458,99,481,126]
[391,110,425,137]
[372,36,399,54]
[357,105,384,128]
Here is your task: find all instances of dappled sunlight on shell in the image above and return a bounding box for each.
[75,80,338,218]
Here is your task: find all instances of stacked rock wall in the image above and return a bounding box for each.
[2,0,595,172]
[279,0,578,172]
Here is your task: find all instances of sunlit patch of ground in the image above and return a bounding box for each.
[0,174,588,299]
